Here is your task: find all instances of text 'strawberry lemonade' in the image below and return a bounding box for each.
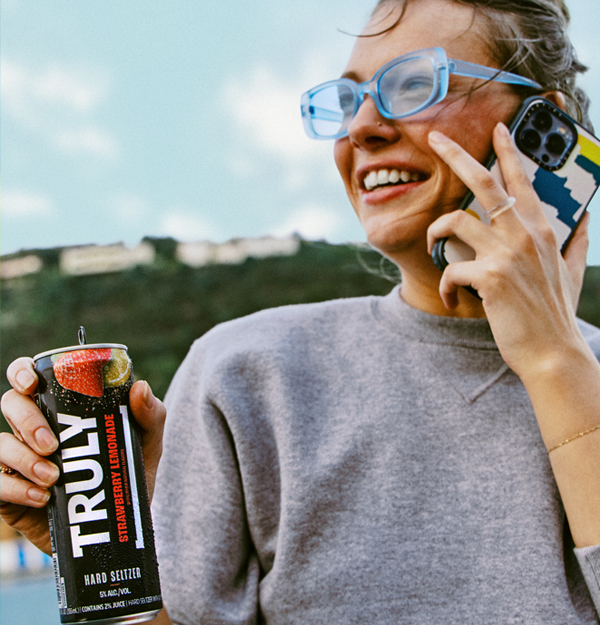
[33,328,162,625]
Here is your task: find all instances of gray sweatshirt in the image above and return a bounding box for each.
[153,286,600,624]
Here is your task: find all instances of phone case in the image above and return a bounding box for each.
[432,97,600,269]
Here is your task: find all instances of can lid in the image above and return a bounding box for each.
[33,343,128,362]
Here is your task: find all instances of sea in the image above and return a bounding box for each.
[0,573,61,625]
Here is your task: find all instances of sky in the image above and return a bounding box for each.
[2,0,600,264]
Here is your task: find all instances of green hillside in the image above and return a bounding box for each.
[1,239,599,434]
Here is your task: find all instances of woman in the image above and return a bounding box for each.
[2,0,600,622]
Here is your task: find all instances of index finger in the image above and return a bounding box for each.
[4,358,57,456]
[6,357,39,395]
[1,390,58,456]
[492,122,547,225]
[428,130,507,209]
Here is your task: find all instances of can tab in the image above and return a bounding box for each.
[78,326,87,346]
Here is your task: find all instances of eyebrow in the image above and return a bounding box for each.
[340,70,362,82]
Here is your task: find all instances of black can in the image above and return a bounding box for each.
[33,336,162,624]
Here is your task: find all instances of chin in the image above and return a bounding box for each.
[360,210,429,257]
[365,226,423,262]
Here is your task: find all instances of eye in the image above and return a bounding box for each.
[338,89,355,110]
[397,73,433,93]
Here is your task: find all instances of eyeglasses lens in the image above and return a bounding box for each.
[308,55,437,138]
[309,84,355,138]
[378,56,435,116]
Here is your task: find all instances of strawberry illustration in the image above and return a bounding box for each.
[53,349,112,397]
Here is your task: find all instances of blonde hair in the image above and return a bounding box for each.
[369,0,592,130]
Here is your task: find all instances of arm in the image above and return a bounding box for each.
[2,344,260,624]
[427,124,600,603]
[151,340,260,625]
[520,334,600,548]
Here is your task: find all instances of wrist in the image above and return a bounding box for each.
[514,335,595,389]
[516,342,600,450]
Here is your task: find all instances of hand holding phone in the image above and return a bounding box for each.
[432,97,600,271]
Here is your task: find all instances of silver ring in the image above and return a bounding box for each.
[486,196,516,220]
[0,466,16,475]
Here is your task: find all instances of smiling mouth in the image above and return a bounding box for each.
[363,168,427,192]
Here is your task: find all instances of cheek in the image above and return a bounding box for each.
[437,93,520,161]
[333,139,352,188]
[455,120,493,162]
[436,115,492,163]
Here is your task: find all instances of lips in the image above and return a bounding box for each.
[356,162,430,202]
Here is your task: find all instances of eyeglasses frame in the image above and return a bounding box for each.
[300,47,542,140]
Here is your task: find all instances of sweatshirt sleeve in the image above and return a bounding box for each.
[151,340,260,625]
[575,544,600,616]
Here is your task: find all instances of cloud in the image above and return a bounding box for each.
[1,57,117,159]
[223,64,319,162]
[2,190,54,218]
[158,210,219,241]
[271,204,342,240]
[1,58,108,120]
[34,66,107,112]
[221,52,344,187]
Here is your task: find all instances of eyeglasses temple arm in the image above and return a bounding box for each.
[306,105,345,122]
[448,59,542,89]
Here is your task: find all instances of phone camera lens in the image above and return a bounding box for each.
[546,133,566,156]
[532,111,553,132]
[520,129,542,151]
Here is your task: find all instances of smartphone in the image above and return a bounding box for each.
[432,96,600,270]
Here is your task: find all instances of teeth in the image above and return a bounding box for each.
[364,171,378,190]
[377,170,390,186]
[389,170,400,184]
[364,168,422,191]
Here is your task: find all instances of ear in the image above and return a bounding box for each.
[541,90,567,111]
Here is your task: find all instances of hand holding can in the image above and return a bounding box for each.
[1,329,166,625]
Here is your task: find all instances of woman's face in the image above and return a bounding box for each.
[334,0,522,270]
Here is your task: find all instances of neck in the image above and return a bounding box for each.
[399,267,486,319]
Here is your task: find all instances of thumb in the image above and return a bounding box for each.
[128,380,166,501]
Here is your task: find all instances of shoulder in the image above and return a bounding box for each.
[175,295,382,383]
[197,295,377,354]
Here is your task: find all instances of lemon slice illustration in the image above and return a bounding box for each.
[103,349,132,388]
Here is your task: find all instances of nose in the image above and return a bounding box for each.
[346,94,401,149]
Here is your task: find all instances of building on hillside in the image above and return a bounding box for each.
[0,235,302,279]
[0,255,44,280]
[176,235,300,267]
[60,242,155,275]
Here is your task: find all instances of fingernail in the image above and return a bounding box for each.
[142,381,156,409]
[28,487,51,504]
[428,131,450,145]
[33,461,60,484]
[16,369,36,392]
[496,122,511,137]
[35,428,58,454]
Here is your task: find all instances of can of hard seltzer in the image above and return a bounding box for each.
[33,329,162,624]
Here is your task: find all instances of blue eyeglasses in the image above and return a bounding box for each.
[300,47,542,140]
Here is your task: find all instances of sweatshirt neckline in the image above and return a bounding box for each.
[373,285,499,350]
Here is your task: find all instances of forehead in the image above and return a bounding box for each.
[343,0,493,80]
